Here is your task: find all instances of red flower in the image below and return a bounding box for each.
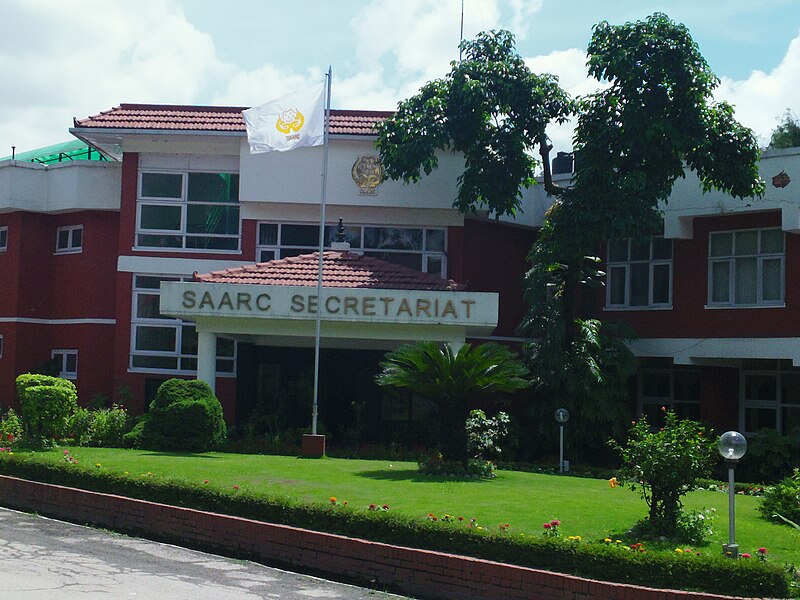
[369,503,377,510]
[233,484,239,490]
[550,520,560,527]
[757,547,768,555]
[741,553,751,559]
[543,523,552,530]
[382,504,389,510]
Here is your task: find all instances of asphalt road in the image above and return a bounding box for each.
[0,507,413,599]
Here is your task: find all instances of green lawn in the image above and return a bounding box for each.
[22,447,800,565]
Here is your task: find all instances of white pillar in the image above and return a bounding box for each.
[446,339,464,356]
[197,331,217,394]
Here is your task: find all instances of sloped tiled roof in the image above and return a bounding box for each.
[73,104,392,136]
[193,251,466,291]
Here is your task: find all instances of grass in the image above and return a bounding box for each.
[16,447,800,566]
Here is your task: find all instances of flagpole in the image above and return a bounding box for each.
[311,67,332,436]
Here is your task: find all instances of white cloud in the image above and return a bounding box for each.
[716,32,800,145]
[0,0,222,152]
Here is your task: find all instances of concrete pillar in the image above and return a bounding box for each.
[197,331,217,394]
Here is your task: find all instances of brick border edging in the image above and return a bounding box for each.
[0,475,748,600]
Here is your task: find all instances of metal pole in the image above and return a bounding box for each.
[311,67,332,436]
[728,464,736,546]
[559,424,564,473]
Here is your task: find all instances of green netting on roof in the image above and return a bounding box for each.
[0,140,109,163]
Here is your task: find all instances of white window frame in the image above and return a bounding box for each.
[255,222,448,278]
[55,225,83,254]
[606,237,672,309]
[51,349,78,379]
[638,366,701,421]
[136,171,241,253]
[707,228,784,308]
[130,274,236,376]
[0,226,7,252]
[740,361,800,434]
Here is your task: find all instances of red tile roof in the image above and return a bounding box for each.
[193,251,466,291]
[74,104,392,136]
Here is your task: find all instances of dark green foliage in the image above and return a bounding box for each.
[0,454,789,598]
[376,30,571,218]
[609,411,716,536]
[138,379,226,452]
[521,14,763,458]
[759,469,800,526]
[376,342,530,462]
[769,110,800,149]
[16,374,78,442]
[737,428,800,484]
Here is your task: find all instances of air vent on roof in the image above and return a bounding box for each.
[552,151,574,175]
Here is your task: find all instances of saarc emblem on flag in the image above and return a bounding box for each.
[276,108,305,134]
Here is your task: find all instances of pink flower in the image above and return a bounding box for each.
[63,450,70,454]
[543,523,552,530]
[741,553,751,559]
[550,520,560,527]
[757,547,768,555]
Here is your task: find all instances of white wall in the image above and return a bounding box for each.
[0,160,120,214]
[664,147,800,238]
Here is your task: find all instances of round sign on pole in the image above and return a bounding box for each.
[555,408,570,423]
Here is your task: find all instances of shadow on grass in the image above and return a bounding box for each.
[139,452,222,459]
[356,469,492,483]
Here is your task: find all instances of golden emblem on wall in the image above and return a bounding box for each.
[351,155,384,195]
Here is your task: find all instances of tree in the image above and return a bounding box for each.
[375,342,530,462]
[377,15,764,455]
[609,410,716,537]
[768,109,800,149]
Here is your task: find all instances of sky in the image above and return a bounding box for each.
[2,0,800,157]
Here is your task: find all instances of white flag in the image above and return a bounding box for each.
[243,82,326,154]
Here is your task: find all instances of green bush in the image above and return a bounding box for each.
[138,379,226,452]
[609,410,716,537]
[737,429,800,483]
[16,374,78,442]
[69,405,131,447]
[0,454,789,598]
[759,468,800,526]
[0,408,24,445]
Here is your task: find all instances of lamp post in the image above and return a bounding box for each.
[555,408,569,473]
[717,431,748,558]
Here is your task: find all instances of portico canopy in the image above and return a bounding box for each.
[159,251,499,391]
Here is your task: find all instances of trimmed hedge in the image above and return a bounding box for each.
[0,453,790,598]
[16,374,78,441]
[136,380,226,452]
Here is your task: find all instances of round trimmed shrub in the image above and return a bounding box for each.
[139,379,226,452]
[16,374,78,442]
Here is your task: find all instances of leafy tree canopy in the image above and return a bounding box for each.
[768,109,800,149]
[375,30,571,218]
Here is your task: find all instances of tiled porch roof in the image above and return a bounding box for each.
[74,104,392,136]
[193,251,465,291]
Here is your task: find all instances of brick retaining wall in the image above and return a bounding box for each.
[0,475,750,600]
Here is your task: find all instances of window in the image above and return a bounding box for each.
[639,362,701,427]
[0,226,7,251]
[708,228,784,306]
[131,275,236,374]
[51,349,78,379]
[742,360,800,434]
[256,222,448,277]
[137,171,240,251]
[606,237,672,308]
[55,225,83,254]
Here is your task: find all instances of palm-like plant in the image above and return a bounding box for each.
[376,342,531,462]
